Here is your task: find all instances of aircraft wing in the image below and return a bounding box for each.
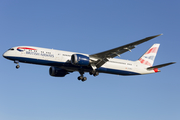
[90,34,162,68]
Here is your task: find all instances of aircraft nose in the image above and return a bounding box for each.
[3,51,8,58]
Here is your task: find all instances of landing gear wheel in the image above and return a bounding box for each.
[16,65,20,69]
[78,71,87,82]
[93,71,99,76]
[93,72,99,76]
[89,72,93,75]
[90,71,99,76]
[78,76,83,80]
[82,77,87,82]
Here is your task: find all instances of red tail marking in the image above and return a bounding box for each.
[145,47,158,54]
[139,58,152,66]
[145,61,152,66]
[139,58,144,63]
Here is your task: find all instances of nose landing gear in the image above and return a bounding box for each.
[14,60,20,69]
[16,65,20,69]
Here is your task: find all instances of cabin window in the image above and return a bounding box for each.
[8,48,14,51]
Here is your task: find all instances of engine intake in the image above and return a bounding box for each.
[71,54,90,66]
[49,67,68,77]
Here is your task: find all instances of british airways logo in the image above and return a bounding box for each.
[17,47,37,52]
[17,47,55,58]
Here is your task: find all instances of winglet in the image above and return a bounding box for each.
[158,33,163,36]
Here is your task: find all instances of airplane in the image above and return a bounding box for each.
[3,34,175,81]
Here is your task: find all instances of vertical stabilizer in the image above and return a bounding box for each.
[137,44,160,66]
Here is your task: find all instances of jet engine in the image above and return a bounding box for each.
[49,67,68,77]
[71,54,90,66]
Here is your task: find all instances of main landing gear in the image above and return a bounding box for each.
[14,60,20,69]
[89,71,99,76]
[78,71,87,82]
[77,70,99,82]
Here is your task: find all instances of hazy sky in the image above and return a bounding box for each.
[0,1,179,120]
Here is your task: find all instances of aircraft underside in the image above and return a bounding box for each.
[5,56,141,81]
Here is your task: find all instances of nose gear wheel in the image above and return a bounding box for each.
[14,60,20,69]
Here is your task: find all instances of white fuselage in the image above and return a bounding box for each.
[3,46,156,76]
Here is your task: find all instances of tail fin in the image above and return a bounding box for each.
[137,44,160,67]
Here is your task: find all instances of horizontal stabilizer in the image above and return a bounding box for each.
[147,62,176,70]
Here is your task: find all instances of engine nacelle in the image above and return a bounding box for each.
[49,67,68,77]
[71,54,90,66]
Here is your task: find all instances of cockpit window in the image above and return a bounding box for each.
[8,48,14,50]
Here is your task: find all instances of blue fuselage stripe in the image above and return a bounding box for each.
[5,56,140,75]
